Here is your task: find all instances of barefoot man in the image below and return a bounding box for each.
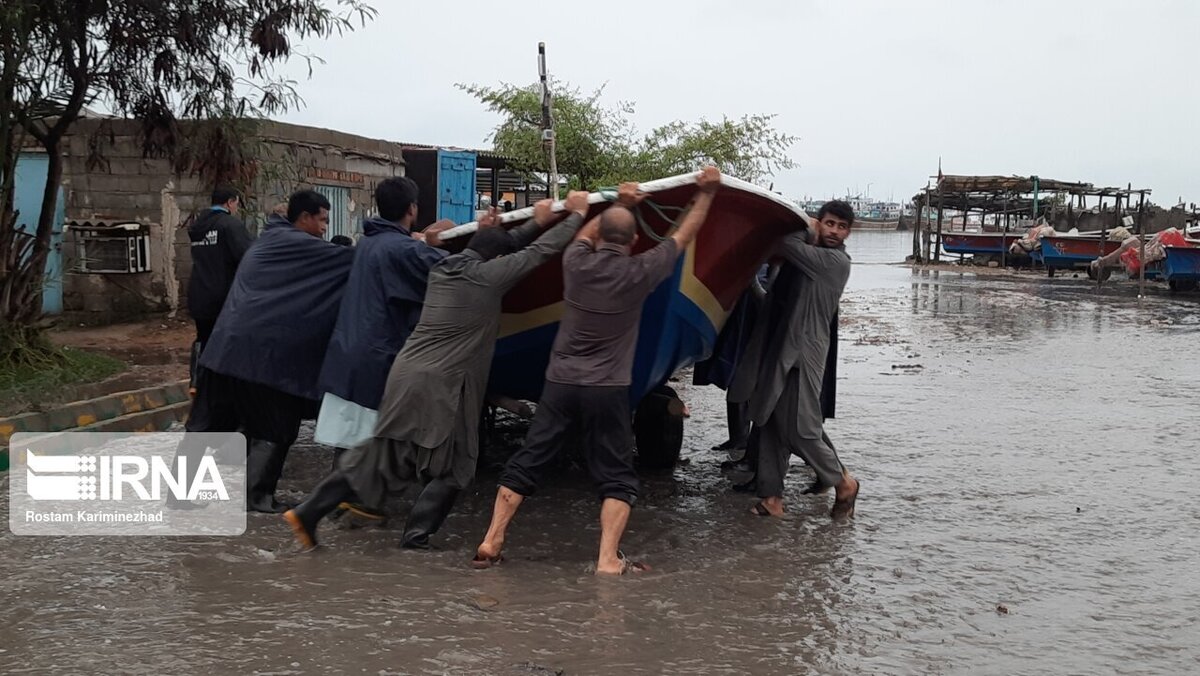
[473,167,722,575]
[728,200,860,519]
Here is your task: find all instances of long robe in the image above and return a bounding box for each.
[345,214,584,496]
[728,230,850,438]
[199,224,354,402]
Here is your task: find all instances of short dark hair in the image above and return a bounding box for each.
[288,189,331,223]
[330,235,353,247]
[466,227,517,260]
[376,177,419,221]
[817,200,855,225]
[598,207,636,245]
[211,185,239,206]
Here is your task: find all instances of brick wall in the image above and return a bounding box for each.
[51,118,406,325]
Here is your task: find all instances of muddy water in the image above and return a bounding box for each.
[3,231,1198,675]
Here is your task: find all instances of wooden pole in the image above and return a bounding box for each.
[907,196,916,260]
[1137,191,1147,297]
[1001,194,1009,269]
[1097,196,1107,287]
[934,184,944,263]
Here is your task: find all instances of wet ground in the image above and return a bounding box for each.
[3,231,1199,674]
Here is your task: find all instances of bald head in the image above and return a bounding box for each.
[599,206,637,246]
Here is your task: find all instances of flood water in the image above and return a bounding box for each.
[3,230,1199,674]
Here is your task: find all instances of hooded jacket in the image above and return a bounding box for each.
[318,216,447,409]
[199,224,355,401]
[187,207,253,321]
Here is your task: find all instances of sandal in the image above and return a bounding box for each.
[750,501,781,517]
[616,550,650,575]
[802,480,831,496]
[338,501,386,521]
[471,552,504,570]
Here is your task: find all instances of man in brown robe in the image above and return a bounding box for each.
[728,200,860,519]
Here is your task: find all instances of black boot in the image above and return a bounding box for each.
[283,470,356,549]
[246,439,290,513]
[165,434,210,510]
[400,479,461,550]
[727,402,750,450]
[187,341,202,396]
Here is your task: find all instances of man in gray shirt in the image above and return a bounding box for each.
[729,200,859,520]
[283,192,590,551]
[473,167,722,575]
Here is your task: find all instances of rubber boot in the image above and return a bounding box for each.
[400,479,461,550]
[726,402,751,450]
[164,434,210,510]
[188,341,202,398]
[282,470,356,549]
[246,438,290,513]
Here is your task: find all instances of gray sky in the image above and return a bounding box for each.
[279,0,1200,207]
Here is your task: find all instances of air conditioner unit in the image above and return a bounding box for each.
[72,221,151,273]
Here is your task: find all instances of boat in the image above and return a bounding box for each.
[939,232,1022,256]
[1039,235,1123,277]
[437,173,807,463]
[1162,245,1200,291]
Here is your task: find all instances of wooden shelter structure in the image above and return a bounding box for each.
[910,173,1150,264]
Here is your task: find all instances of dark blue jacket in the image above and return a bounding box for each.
[187,207,253,321]
[318,217,447,409]
[200,224,355,401]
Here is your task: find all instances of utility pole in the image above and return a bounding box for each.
[538,42,559,200]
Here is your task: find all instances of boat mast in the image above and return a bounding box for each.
[538,42,559,200]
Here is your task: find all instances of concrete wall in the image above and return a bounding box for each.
[59,119,190,324]
[1048,205,1192,234]
[56,118,407,325]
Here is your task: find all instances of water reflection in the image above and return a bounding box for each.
[1,230,1198,674]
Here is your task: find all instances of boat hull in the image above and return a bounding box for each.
[1163,245,1200,281]
[472,175,806,404]
[1040,236,1121,270]
[940,232,1020,256]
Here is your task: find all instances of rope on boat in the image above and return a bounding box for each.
[597,186,687,242]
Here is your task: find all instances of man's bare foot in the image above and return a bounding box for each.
[472,540,504,569]
[831,475,860,520]
[750,496,785,517]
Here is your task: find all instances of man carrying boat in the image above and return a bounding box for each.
[473,166,721,575]
[314,177,449,461]
[728,200,860,520]
[178,190,355,513]
[283,191,591,550]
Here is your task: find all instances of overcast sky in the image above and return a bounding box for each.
[278,0,1199,207]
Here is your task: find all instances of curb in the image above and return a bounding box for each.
[0,380,190,471]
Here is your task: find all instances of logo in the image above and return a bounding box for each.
[9,432,247,537]
[25,450,229,502]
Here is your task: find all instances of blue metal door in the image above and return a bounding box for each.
[436,150,477,224]
[313,184,351,240]
[14,153,66,314]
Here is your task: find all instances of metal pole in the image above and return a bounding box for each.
[538,42,559,200]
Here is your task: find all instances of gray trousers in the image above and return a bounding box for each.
[756,370,845,499]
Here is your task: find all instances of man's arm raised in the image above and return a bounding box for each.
[669,166,721,250]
